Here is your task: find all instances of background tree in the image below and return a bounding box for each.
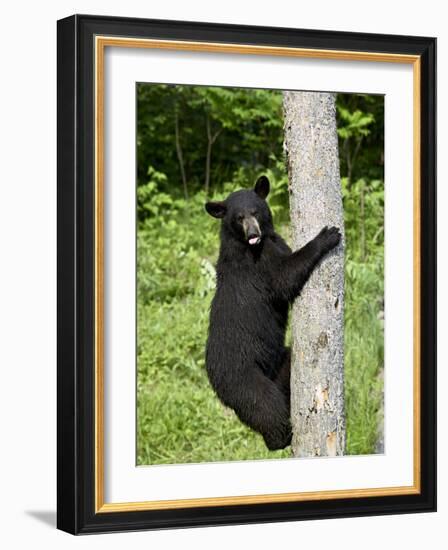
[283,91,346,457]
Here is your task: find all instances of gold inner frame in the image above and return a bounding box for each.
[94,36,421,513]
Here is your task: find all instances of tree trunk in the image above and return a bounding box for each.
[174,108,188,200]
[205,114,212,197]
[360,179,366,261]
[283,91,346,458]
[204,113,221,197]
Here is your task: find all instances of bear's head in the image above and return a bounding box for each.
[205,176,273,247]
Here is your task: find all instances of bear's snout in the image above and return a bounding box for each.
[242,216,261,245]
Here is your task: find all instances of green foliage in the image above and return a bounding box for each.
[342,174,384,456]
[137,84,284,196]
[137,181,291,464]
[337,106,375,139]
[136,85,385,464]
[137,191,216,304]
[337,94,384,184]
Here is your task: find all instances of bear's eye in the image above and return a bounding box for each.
[237,214,244,222]
[251,210,258,216]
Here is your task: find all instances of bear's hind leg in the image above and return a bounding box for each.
[228,367,291,451]
[273,348,291,400]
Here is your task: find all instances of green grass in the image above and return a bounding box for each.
[344,259,384,455]
[136,190,384,465]
[137,295,290,464]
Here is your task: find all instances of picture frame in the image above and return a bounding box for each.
[57,14,436,534]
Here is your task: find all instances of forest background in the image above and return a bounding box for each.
[136,84,385,465]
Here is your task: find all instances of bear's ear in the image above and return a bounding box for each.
[205,201,227,219]
[254,175,270,199]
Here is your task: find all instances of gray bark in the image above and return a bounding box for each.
[204,113,221,197]
[174,108,188,200]
[283,91,346,458]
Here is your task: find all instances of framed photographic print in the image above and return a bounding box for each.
[57,14,436,534]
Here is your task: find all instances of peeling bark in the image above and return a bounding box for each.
[283,91,346,458]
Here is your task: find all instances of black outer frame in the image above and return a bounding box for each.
[57,14,436,535]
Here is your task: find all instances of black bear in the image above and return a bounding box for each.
[205,176,341,450]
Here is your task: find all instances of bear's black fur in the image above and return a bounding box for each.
[205,176,341,450]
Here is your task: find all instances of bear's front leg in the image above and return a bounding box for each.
[274,226,341,302]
